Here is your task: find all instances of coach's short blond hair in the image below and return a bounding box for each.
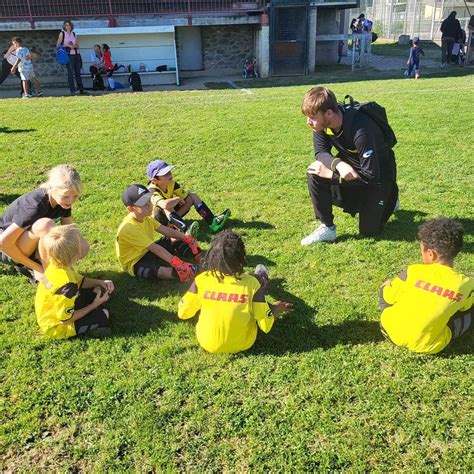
[301,86,339,117]
[42,224,83,268]
[41,164,83,195]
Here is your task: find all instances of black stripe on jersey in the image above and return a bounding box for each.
[54,283,79,298]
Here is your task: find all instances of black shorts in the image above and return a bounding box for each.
[74,288,110,335]
[133,237,194,279]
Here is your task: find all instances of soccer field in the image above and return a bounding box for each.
[1,74,473,471]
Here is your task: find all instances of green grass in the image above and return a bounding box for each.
[371,39,442,60]
[1,74,473,471]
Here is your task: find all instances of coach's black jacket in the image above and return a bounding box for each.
[313,105,397,185]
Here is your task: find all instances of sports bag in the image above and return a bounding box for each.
[56,46,69,65]
[343,95,397,148]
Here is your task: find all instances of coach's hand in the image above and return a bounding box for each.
[336,162,360,181]
[307,160,333,179]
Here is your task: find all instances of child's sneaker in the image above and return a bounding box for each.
[185,221,200,238]
[13,264,38,286]
[88,326,112,338]
[254,264,269,289]
[22,94,32,99]
[36,91,44,97]
[301,224,336,245]
[209,209,231,233]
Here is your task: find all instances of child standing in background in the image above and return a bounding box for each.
[406,38,424,79]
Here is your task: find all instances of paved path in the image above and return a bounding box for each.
[341,53,441,71]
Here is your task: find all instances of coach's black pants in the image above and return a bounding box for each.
[307,173,398,236]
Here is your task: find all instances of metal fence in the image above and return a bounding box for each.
[349,0,473,41]
[0,0,265,21]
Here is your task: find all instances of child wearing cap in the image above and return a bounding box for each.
[146,160,231,235]
[116,184,202,282]
[405,38,424,79]
[380,217,472,354]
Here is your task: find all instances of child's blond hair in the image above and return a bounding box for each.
[41,164,83,195]
[42,224,83,268]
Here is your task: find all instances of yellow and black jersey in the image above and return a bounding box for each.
[313,105,396,184]
[148,181,188,208]
[178,272,274,353]
[35,262,83,339]
[116,214,158,276]
[380,263,473,354]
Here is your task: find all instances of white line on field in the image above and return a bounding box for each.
[228,81,253,95]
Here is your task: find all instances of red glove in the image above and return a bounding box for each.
[182,235,201,256]
[170,256,196,282]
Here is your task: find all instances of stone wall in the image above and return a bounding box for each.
[0,24,256,79]
[0,30,67,78]
[201,25,255,73]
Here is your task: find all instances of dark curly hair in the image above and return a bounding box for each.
[204,230,246,281]
[418,217,464,261]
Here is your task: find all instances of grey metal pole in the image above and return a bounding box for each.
[430,0,437,40]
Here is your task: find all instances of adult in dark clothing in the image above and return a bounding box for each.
[300,86,398,245]
[440,11,462,66]
[0,165,83,281]
[1,45,23,95]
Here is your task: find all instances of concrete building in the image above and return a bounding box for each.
[0,0,358,86]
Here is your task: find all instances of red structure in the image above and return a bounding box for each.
[0,1,265,28]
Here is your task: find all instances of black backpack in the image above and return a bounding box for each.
[343,95,397,148]
[92,73,105,91]
[128,72,143,92]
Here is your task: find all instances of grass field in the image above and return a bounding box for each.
[1,73,473,471]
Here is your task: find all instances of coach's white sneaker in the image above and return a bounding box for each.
[301,224,337,245]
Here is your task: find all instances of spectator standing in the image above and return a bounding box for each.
[10,37,38,98]
[406,37,424,79]
[56,20,86,95]
[440,11,462,66]
[0,43,22,96]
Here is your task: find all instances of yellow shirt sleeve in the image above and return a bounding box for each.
[381,269,407,308]
[178,281,201,320]
[150,193,164,207]
[459,287,473,312]
[51,282,80,321]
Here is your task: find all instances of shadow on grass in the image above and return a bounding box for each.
[439,330,474,356]
[0,127,36,134]
[86,270,187,337]
[250,277,384,355]
[227,218,275,231]
[0,193,22,205]
[246,254,276,269]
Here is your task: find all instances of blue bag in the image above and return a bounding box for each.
[56,47,69,65]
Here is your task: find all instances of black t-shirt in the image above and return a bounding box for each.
[0,188,72,231]
[313,105,396,184]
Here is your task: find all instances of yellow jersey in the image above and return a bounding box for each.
[116,214,157,276]
[380,263,473,354]
[178,271,274,353]
[35,262,83,339]
[148,181,188,208]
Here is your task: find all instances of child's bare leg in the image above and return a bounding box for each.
[31,77,42,92]
[176,193,199,217]
[22,80,29,95]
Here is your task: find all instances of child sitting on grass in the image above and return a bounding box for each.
[146,160,231,236]
[116,184,201,282]
[380,217,472,354]
[35,224,114,339]
[178,230,293,353]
